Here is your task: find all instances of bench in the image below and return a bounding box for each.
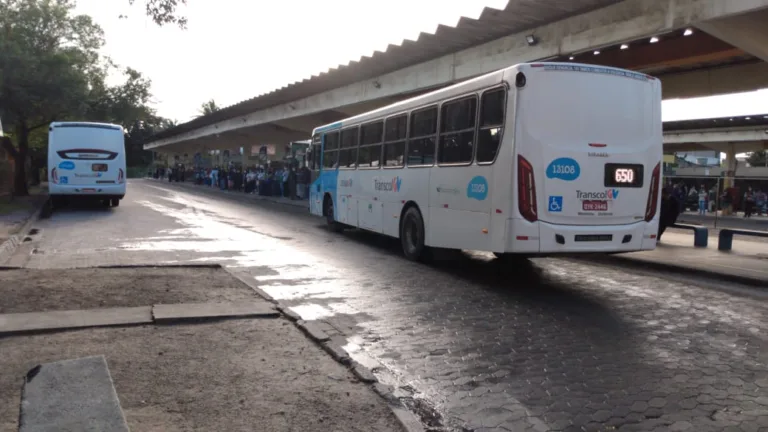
[718,228,768,251]
[671,223,708,247]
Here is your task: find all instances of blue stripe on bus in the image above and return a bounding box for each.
[314,122,343,133]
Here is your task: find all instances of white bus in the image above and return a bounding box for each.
[308,62,662,261]
[49,122,127,208]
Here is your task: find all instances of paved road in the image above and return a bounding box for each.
[9,180,768,432]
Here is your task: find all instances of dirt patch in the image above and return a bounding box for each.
[0,319,404,432]
[0,188,48,242]
[0,267,260,314]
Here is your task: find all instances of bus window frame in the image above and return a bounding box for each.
[436,93,479,168]
[475,84,508,166]
[358,120,384,170]
[338,126,360,170]
[382,111,409,170]
[322,130,341,170]
[406,104,438,169]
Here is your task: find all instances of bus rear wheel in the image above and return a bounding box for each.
[400,206,430,261]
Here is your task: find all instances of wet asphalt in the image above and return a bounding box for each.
[15,179,768,432]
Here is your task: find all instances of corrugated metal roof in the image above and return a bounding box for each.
[664,114,768,132]
[149,0,623,142]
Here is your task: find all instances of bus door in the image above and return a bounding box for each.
[308,134,323,215]
[308,134,322,184]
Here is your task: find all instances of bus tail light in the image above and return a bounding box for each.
[644,162,661,222]
[51,168,59,184]
[518,155,538,222]
[118,168,124,184]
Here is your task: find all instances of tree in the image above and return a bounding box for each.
[127,0,187,28]
[747,150,767,167]
[0,0,158,195]
[124,114,176,167]
[0,0,105,195]
[199,99,220,116]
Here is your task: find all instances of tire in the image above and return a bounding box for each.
[400,206,430,261]
[111,198,120,207]
[324,196,344,233]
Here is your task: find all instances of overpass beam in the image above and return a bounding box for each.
[659,62,768,99]
[697,8,768,63]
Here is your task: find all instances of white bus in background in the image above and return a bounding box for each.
[308,62,662,261]
[48,122,127,208]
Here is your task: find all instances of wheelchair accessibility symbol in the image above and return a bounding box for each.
[548,196,563,212]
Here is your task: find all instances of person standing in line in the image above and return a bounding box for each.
[288,166,297,200]
[744,187,755,218]
[280,168,289,197]
[698,184,708,215]
[658,188,680,242]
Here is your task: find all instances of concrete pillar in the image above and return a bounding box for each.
[723,145,737,187]
[722,145,737,215]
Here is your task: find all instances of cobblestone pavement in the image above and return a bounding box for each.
[8,179,768,432]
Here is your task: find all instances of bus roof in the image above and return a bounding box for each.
[312,66,508,135]
[311,62,655,135]
[50,122,123,131]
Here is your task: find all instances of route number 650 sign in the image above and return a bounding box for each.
[614,168,635,184]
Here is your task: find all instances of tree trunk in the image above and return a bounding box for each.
[13,152,29,196]
[13,124,30,196]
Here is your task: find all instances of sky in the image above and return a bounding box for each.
[74,0,768,125]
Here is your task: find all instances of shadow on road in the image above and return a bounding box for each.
[338,226,633,341]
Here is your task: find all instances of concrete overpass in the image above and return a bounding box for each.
[663,113,768,181]
[145,0,768,163]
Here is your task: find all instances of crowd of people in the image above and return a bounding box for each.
[667,181,767,218]
[153,163,312,200]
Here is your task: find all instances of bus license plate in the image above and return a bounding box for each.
[92,163,108,172]
[81,188,96,192]
[575,234,613,242]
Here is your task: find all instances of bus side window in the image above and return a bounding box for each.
[323,132,340,169]
[407,106,437,166]
[359,121,383,168]
[339,127,359,169]
[477,88,506,164]
[384,115,407,167]
[438,96,477,165]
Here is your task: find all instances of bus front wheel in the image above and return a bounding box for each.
[400,206,430,261]
[324,196,344,233]
[111,198,120,207]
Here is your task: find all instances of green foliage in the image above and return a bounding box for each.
[747,150,767,167]
[0,0,104,130]
[199,99,220,116]
[128,0,187,28]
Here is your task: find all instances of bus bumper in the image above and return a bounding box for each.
[507,219,658,254]
[49,184,126,199]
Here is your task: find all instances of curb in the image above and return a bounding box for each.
[144,178,310,210]
[0,197,47,265]
[221,266,426,432]
[678,217,768,228]
[573,254,767,288]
